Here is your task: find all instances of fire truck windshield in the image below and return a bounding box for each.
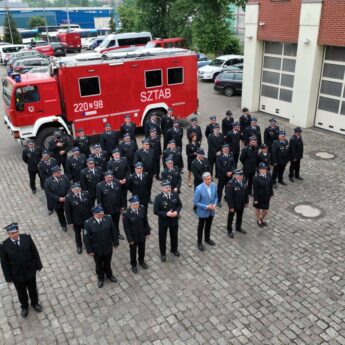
[3,79,13,107]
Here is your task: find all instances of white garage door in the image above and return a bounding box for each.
[315,47,345,135]
[259,42,297,119]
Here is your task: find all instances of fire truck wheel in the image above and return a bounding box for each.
[36,127,60,149]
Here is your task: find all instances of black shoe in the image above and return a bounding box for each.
[205,239,216,246]
[295,176,303,180]
[32,303,42,313]
[77,247,82,254]
[132,266,138,273]
[248,191,253,196]
[61,226,67,232]
[148,199,153,204]
[97,279,104,288]
[155,176,161,181]
[48,210,53,216]
[217,202,222,208]
[289,177,294,182]
[228,232,234,239]
[140,262,148,269]
[118,234,125,240]
[108,275,117,283]
[237,228,247,234]
[279,181,287,186]
[171,251,180,257]
[161,255,167,262]
[32,189,36,194]
[257,220,264,228]
[21,307,29,318]
[273,183,278,189]
[261,221,268,227]
[198,243,205,251]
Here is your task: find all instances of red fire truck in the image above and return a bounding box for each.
[2,48,198,148]
[56,31,82,53]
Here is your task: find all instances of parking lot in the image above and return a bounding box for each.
[0,55,345,345]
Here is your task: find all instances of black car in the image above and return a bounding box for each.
[214,71,243,97]
[13,57,50,74]
[49,42,66,57]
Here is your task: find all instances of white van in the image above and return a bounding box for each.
[0,44,27,64]
[94,32,152,54]
[197,54,244,81]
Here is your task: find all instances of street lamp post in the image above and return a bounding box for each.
[64,0,71,30]
[42,0,50,43]
[5,8,14,44]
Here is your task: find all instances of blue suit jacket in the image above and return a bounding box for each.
[193,182,218,218]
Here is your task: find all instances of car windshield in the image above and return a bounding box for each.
[209,58,225,67]
[3,79,13,107]
[99,36,113,48]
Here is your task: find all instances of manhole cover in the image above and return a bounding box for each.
[315,152,335,159]
[294,204,321,218]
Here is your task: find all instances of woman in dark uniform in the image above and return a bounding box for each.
[253,162,273,227]
[186,133,200,187]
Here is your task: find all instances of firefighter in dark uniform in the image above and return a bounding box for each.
[122,195,150,273]
[22,139,42,193]
[0,223,43,318]
[239,107,252,147]
[191,149,210,189]
[154,180,182,262]
[161,107,175,149]
[148,128,162,180]
[240,136,258,196]
[83,205,119,288]
[119,133,138,174]
[65,147,86,183]
[45,165,70,231]
[253,163,273,227]
[74,128,91,157]
[64,182,92,253]
[144,112,161,138]
[207,123,224,177]
[80,157,103,206]
[289,127,304,182]
[120,114,136,140]
[205,115,218,138]
[244,117,262,146]
[107,148,130,208]
[161,157,182,193]
[99,123,119,159]
[258,144,271,172]
[225,121,241,166]
[127,162,150,214]
[221,110,234,139]
[272,130,290,188]
[225,169,249,238]
[264,118,280,154]
[134,139,155,203]
[186,117,202,143]
[186,133,201,187]
[163,140,184,172]
[91,144,108,172]
[96,171,125,240]
[166,120,183,149]
[216,144,235,207]
[48,130,71,171]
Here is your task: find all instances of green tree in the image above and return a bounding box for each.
[3,12,22,44]
[81,0,89,6]
[117,0,140,32]
[109,15,116,33]
[28,16,46,29]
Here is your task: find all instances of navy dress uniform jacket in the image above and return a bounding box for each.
[96,180,123,215]
[38,158,58,183]
[272,140,290,165]
[161,167,182,190]
[64,191,92,226]
[80,167,103,199]
[127,173,150,205]
[122,206,150,243]
[22,147,41,172]
[225,179,249,210]
[154,192,182,227]
[66,154,86,182]
[240,146,259,175]
[134,149,155,174]
[99,131,119,155]
[44,174,70,209]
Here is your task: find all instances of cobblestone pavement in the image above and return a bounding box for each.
[0,78,345,345]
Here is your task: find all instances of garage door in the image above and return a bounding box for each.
[315,47,345,134]
[259,42,297,119]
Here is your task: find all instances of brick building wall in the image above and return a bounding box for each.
[248,0,301,43]
[319,0,345,47]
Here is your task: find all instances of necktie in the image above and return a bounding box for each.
[15,240,20,247]
[91,169,95,175]
[79,194,82,201]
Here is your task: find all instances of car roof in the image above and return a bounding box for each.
[215,55,243,60]
[15,57,48,64]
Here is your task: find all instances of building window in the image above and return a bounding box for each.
[167,67,184,85]
[145,70,162,88]
[79,77,100,97]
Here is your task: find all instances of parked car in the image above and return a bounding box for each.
[82,37,94,49]
[85,36,104,50]
[197,53,211,69]
[214,70,243,97]
[223,62,243,71]
[198,54,243,81]
[7,51,48,73]
[34,44,55,56]
[0,44,27,63]
[49,42,66,57]
[27,66,51,74]
[13,57,50,74]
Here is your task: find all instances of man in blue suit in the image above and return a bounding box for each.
[193,172,218,251]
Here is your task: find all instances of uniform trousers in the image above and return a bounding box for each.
[129,241,146,267]
[153,157,161,178]
[227,208,244,232]
[28,170,42,191]
[289,160,301,178]
[73,224,83,248]
[217,178,229,203]
[111,213,121,235]
[208,157,217,177]
[197,216,213,243]
[13,276,38,308]
[90,196,96,207]
[55,207,67,227]
[272,163,287,183]
[94,253,113,280]
[245,173,255,193]
[233,153,239,167]
[159,224,178,255]
[147,173,154,199]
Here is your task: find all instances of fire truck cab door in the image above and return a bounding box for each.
[14,85,44,124]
